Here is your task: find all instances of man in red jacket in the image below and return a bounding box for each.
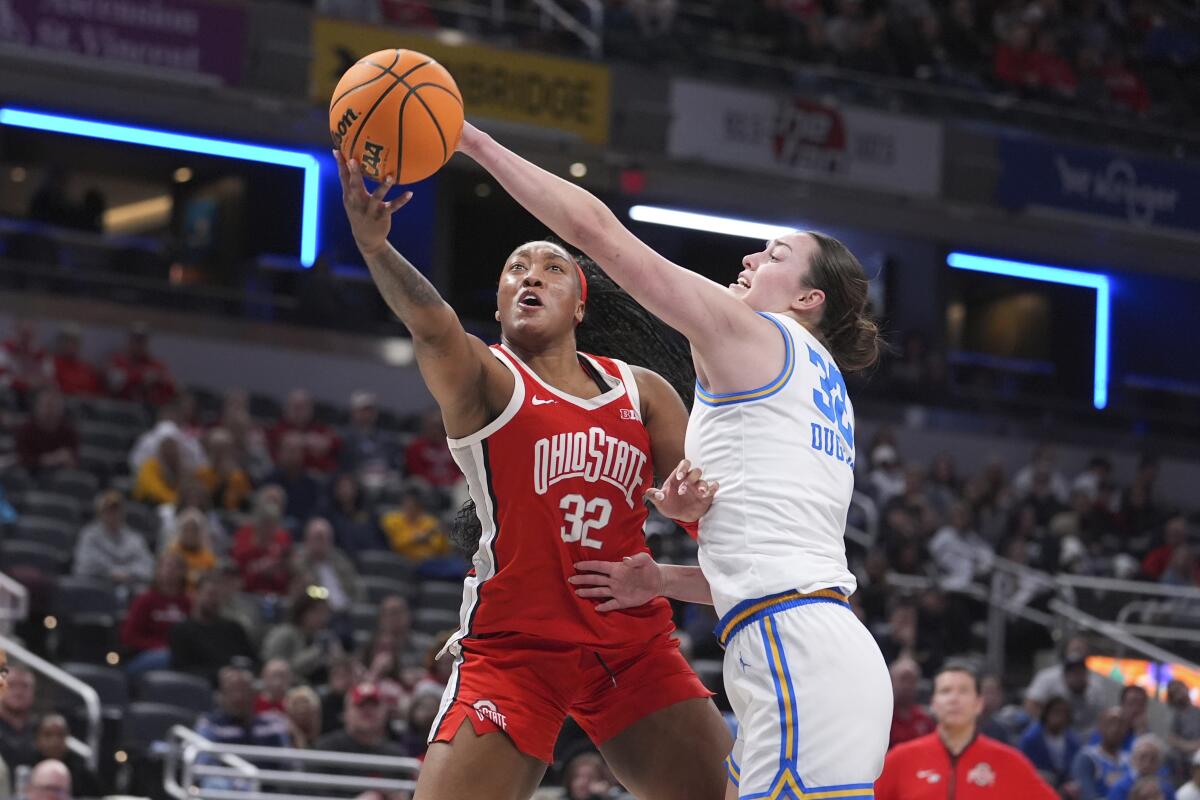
[121,552,191,676]
[876,662,1057,799]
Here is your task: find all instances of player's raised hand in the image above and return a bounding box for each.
[334,149,413,256]
[570,552,664,612]
[645,459,717,522]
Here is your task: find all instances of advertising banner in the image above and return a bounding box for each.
[667,78,942,198]
[311,18,610,145]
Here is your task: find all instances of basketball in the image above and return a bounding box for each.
[329,49,464,185]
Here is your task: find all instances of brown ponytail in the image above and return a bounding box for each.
[805,231,883,374]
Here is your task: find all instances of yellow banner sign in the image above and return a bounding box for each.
[311,19,610,145]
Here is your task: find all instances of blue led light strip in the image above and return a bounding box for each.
[0,107,321,267]
[947,252,1111,410]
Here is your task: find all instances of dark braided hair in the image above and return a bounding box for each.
[448,238,695,556]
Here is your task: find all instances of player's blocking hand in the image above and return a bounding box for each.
[333,149,413,255]
[570,552,664,613]
[645,458,718,523]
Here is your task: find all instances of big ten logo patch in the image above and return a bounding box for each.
[331,107,359,149]
[360,140,385,178]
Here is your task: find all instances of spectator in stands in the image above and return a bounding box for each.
[1108,734,1176,800]
[1072,707,1132,800]
[291,517,362,616]
[106,323,176,406]
[283,686,322,749]
[380,486,452,561]
[133,432,190,506]
[1178,751,1200,800]
[367,595,427,674]
[260,587,343,683]
[130,401,206,478]
[398,689,441,759]
[403,410,461,491]
[30,715,100,798]
[50,325,100,397]
[318,655,363,735]
[214,560,266,649]
[1102,48,1149,114]
[1161,544,1200,588]
[160,477,229,557]
[255,659,292,716]
[323,473,385,557]
[121,551,191,677]
[1019,695,1081,789]
[265,432,323,527]
[1143,515,1191,581]
[0,321,52,398]
[562,749,619,800]
[269,389,339,474]
[73,490,155,588]
[979,674,1013,743]
[1026,649,1108,737]
[196,428,253,512]
[929,502,994,589]
[875,601,919,666]
[231,496,292,595]
[164,508,217,589]
[0,665,37,771]
[1028,28,1078,97]
[195,666,290,761]
[875,662,1057,799]
[25,760,72,800]
[340,391,397,489]
[1096,686,1152,755]
[1167,679,1200,768]
[15,387,78,475]
[889,657,936,749]
[1014,444,1070,504]
[867,444,906,506]
[314,682,407,758]
[219,390,272,482]
[1074,455,1114,502]
[994,22,1037,88]
[1121,455,1163,539]
[169,572,256,684]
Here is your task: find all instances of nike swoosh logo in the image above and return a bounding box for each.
[531,397,555,405]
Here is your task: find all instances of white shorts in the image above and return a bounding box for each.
[717,589,892,799]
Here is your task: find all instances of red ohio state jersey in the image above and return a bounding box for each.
[440,344,675,654]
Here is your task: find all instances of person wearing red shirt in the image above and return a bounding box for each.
[51,325,101,396]
[268,389,340,474]
[255,659,292,716]
[993,24,1037,89]
[0,320,52,398]
[891,657,937,749]
[16,388,78,475]
[107,324,177,406]
[1142,515,1189,581]
[1103,50,1150,114]
[403,410,462,489]
[121,552,192,676]
[876,662,1057,799]
[1028,30,1077,98]
[231,497,292,595]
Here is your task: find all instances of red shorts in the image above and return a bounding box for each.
[429,631,712,763]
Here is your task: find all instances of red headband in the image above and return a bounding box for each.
[576,263,588,305]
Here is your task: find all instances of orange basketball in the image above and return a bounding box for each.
[329,49,464,185]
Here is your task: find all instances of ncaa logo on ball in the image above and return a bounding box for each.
[361,141,386,178]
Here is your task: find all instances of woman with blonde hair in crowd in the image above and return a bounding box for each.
[166,508,217,589]
[284,685,323,749]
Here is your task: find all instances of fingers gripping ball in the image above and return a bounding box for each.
[329,49,464,185]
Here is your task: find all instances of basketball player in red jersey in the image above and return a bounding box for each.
[335,152,732,800]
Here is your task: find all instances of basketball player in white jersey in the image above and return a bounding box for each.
[457,122,892,799]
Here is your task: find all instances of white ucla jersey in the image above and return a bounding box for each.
[686,312,858,618]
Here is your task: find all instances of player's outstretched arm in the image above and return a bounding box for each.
[571,554,713,609]
[457,124,764,352]
[336,151,506,434]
